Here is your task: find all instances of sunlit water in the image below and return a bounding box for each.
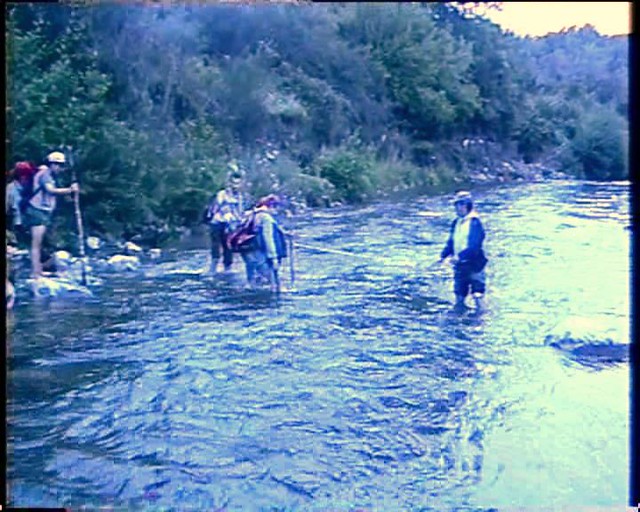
[7,181,630,510]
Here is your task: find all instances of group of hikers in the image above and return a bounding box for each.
[202,162,290,292]
[6,156,488,314]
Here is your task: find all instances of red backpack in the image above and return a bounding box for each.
[13,161,40,213]
[225,210,259,253]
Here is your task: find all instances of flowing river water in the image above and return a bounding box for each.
[6,181,631,510]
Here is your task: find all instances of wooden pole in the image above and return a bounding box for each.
[288,235,295,287]
[67,146,87,285]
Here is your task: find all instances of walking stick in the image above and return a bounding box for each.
[288,235,295,288]
[66,146,87,285]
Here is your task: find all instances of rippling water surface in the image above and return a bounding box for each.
[7,181,630,510]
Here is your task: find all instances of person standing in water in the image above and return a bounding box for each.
[238,194,288,292]
[24,152,79,280]
[204,164,245,273]
[438,190,488,314]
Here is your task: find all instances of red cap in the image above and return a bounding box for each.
[14,161,34,173]
[13,161,36,182]
[256,194,280,208]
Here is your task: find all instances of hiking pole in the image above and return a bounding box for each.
[66,146,87,286]
[287,234,295,288]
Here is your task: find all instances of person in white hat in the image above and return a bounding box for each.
[437,190,488,314]
[23,151,79,279]
[202,162,245,273]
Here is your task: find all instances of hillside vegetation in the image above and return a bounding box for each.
[6,3,628,245]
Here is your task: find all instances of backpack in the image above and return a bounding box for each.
[258,223,288,260]
[13,162,40,214]
[276,226,288,259]
[226,210,289,257]
[226,211,259,253]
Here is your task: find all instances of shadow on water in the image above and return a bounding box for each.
[6,181,630,510]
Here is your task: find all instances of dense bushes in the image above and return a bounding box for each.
[5,4,628,247]
[561,105,629,180]
[314,148,375,203]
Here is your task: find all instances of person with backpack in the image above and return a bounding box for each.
[23,152,79,280]
[6,165,22,232]
[437,190,488,314]
[236,194,288,292]
[6,161,36,247]
[203,164,245,273]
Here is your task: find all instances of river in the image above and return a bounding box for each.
[6,180,630,510]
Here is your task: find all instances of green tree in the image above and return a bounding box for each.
[565,104,628,180]
[340,4,480,142]
[6,7,147,241]
[314,146,377,203]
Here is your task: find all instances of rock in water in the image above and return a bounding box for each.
[53,250,73,270]
[124,241,143,254]
[546,316,628,346]
[87,236,101,250]
[28,277,92,298]
[545,316,629,367]
[52,254,99,285]
[106,254,141,271]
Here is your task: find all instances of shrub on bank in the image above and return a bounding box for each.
[245,153,335,208]
[563,105,629,181]
[313,147,376,204]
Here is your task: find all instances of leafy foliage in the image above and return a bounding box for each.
[562,104,628,180]
[5,4,628,246]
[313,147,376,204]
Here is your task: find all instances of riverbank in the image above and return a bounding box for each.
[4,144,570,258]
[170,146,570,250]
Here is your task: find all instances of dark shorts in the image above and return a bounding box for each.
[209,222,233,267]
[23,205,53,228]
[454,264,486,298]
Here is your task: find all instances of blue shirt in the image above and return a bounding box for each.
[440,212,488,271]
[29,167,57,212]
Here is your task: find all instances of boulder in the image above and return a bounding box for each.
[124,241,143,254]
[60,259,100,286]
[53,250,73,271]
[86,236,101,250]
[106,254,141,272]
[546,316,628,345]
[28,276,93,298]
[545,316,629,367]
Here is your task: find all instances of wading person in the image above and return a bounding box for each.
[438,190,488,314]
[6,161,36,248]
[204,165,245,273]
[238,194,287,292]
[6,165,23,237]
[24,152,79,280]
